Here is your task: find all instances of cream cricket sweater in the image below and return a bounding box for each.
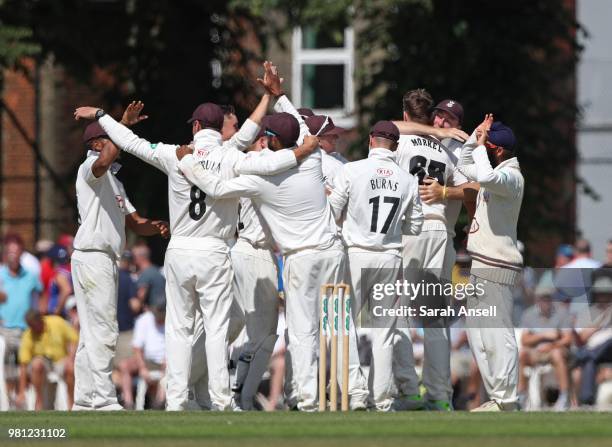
[459,142,524,285]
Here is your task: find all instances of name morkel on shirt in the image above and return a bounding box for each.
[73,154,136,259]
[395,134,466,226]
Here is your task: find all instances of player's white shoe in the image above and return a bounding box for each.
[471,400,502,412]
[72,404,93,411]
[471,400,519,412]
[96,403,125,411]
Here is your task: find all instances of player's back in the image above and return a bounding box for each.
[396,134,460,222]
[171,133,243,245]
[254,149,338,254]
[337,150,418,251]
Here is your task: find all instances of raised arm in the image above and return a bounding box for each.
[393,121,469,142]
[179,154,261,200]
[236,135,320,175]
[74,106,176,174]
[260,60,310,145]
[471,145,522,197]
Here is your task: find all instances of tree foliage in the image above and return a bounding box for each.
[232,0,583,264]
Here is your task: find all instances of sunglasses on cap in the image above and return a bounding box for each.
[315,116,330,136]
[264,128,279,137]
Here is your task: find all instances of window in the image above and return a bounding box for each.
[292,26,355,127]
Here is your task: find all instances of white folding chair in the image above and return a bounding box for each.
[135,370,164,410]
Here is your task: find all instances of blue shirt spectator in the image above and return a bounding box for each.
[0,265,42,330]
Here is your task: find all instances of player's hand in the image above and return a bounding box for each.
[434,127,469,142]
[120,100,149,127]
[257,60,284,97]
[476,113,494,146]
[302,135,319,152]
[152,220,170,238]
[419,177,444,204]
[176,144,194,161]
[74,106,100,121]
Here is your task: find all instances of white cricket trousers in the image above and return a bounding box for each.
[283,244,367,411]
[347,248,401,411]
[71,250,120,409]
[164,248,233,411]
[466,275,518,406]
[230,239,279,409]
[399,229,452,402]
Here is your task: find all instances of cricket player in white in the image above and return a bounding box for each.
[230,128,281,410]
[70,120,168,410]
[391,90,468,410]
[457,116,524,411]
[180,100,368,410]
[74,72,309,410]
[303,115,347,188]
[270,80,370,409]
[328,121,423,411]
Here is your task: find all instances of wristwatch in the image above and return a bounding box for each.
[95,109,106,120]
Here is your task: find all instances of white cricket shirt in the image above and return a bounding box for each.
[179,148,340,255]
[73,152,136,259]
[328,148,423,252]
[97,115,297,251]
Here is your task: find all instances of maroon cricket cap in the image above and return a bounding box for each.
[297,107,314,119]
[187,102,224,131]
[305,115,346,137]
[369,120,399,143]
[433,99,464,124]
[265,112,300,148]
[256,115,271,139]
[82,122,108,145]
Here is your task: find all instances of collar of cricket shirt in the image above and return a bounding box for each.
[368,147,395,161]
[193,128,223,150]
[86,150,122,174]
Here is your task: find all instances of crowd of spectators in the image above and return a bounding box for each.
[0,233,167,410]
[1,232,611,411]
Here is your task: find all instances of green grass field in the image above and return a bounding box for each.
[1,412,611,447]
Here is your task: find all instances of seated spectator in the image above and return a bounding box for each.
[132,244,166,311]
[565,239,602,269]
[556,240,601,314]
[16,310,77,410]
[132,302,166,409]
[519,284,573,410]
[572,276,612,406]
[115,251,139,409]
[45,244,73,316]
[0,236,43,406]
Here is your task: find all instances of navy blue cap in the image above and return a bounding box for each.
[488,121,516,151]
[48,244,69,265]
